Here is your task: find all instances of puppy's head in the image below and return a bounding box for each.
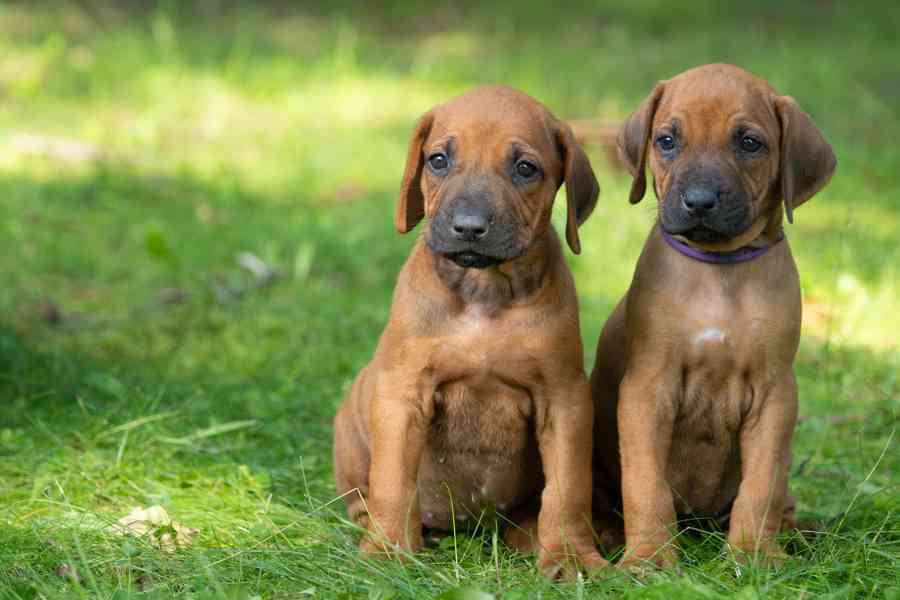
[395,85,599,268]
[619,63,836,245]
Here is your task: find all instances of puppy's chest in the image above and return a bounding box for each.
[677,322,761,428]
[668,288,790,423]
[677,286,792,374]
[425,310,543,456]
[429,308,545,384]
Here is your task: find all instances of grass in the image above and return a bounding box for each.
[0,1,897,598]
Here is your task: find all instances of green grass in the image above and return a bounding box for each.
[0,1,897,598]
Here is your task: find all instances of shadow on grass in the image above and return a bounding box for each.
[0,163,424,512]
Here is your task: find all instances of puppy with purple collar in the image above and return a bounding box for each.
[590,64,836,569]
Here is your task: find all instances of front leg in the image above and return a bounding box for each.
[728,373,797,563]
[361,374,430,557]
[617,369,680,570]
[535,376,609,578]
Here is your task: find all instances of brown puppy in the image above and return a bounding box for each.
[590,64,836,569]
[333,85,607,577]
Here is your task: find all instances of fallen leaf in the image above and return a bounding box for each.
[109,505,198,552]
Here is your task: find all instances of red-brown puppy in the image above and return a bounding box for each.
[333,86,606,577]
[591,64,836,569]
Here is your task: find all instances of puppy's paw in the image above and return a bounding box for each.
[538,548,610,581]
[359,529,423,559]
[359,536,392,558]
[727,541,788,570]
[616,546,680,577]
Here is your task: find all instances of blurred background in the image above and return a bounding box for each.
[0,1,897,597]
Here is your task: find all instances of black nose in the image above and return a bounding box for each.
[681,186,720,214]
[451,212,490,241]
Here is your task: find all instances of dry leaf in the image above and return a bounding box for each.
[110,505,198,552]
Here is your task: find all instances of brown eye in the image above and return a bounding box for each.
[428,153,449,172]
[515,160,539,179]
[740,136,763,153]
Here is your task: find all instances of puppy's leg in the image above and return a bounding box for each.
[333,400,371,531]
[617,370,680,570]
[361,374,429,556]
[728,373,797,562]
[535,377,609,578]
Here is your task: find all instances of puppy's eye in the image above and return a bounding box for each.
[740,136,763,153]
[656,135,676,152]
[515,160,539,179]
[428,153,449,172]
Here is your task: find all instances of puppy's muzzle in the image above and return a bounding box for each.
[662,168,750,243]
[429,195,521,269]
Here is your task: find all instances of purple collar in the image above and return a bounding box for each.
[660,227,784,265]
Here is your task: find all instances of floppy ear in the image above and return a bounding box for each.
[395,111,434,233]
[774,96,837,224]
[555,120,600,254]
[617,82,665,204]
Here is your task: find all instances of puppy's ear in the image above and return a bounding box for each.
[555,120,600,254]
[617,82,665,204]
[774,96,837,224]
[395,111,434,233]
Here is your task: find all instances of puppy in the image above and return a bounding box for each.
[591,64,836,568]
[333,85,607,576]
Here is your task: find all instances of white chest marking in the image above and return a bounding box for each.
[693,327,728,345]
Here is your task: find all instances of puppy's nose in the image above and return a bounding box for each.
[451,212,490,241]
[681,186,720,214]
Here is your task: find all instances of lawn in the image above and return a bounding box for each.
[0,1,897,598]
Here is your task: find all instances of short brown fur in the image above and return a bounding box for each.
[592,64,836,569]
[334,85,606,577]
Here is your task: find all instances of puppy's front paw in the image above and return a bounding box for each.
[538,547,609,581]
[359,536,390,557]
[359,526,423,559]
[727,540,787,569]
[616,545,680,577]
